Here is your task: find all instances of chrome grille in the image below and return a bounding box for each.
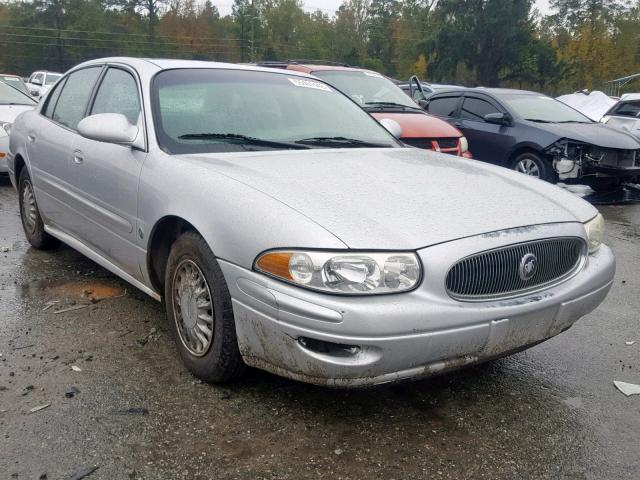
[446,237,585,301]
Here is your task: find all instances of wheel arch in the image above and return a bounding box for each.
[146,215,204,295]
[507,143,546,165]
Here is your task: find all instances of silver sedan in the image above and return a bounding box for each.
[8,58,615,387]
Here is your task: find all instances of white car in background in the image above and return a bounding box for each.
[0,80,36,173]
[601,93,640,139]
[25,71,62,98]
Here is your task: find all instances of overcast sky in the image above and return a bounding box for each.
[213,0,552,16]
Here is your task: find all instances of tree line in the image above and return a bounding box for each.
[0,0,638,95]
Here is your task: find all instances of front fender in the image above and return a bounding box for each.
[138,151,347,275]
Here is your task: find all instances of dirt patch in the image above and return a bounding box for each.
[20,279,126,304]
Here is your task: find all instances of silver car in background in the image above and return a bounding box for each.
[8,58,615,387]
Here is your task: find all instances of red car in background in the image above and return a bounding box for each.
[257,61,472,158]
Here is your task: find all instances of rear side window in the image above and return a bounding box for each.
[460,97,500,121]
[90,68,141,125]
[427,96,460,117]
[51,67,101,130]
[43,77,67,118]
[611,101,640,118]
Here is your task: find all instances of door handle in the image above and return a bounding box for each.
[27,134,36,143]
[73,150,84,164]
[453,122,462,128]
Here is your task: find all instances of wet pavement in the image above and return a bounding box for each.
[0,175,638,480]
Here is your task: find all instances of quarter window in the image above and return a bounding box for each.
[91,68,141,125]
[427,96,460,117]
[51,67,101,130]
[460,97,500,121]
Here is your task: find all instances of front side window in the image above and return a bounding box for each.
[312,70,417,109]
[427,96,461,117]
[460,97,500,121]
[91,68,141,125]
[51,67,101,130]
[152,69,398,154]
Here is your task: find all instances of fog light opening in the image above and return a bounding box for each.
[298,337,360,357]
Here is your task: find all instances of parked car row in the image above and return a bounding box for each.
[0,80,37,173]
[407,81,640,190]
[6,57,615,387]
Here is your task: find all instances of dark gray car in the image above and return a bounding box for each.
[422,88,640,191]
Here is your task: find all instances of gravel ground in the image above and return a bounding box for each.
[0,176,638,480]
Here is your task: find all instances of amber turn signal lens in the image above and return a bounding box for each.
[255,252,293,281]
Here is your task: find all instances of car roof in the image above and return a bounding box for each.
[72,57,319,79]
[430,87,542,97]
[0,74,22,78]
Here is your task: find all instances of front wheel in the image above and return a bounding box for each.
[18,169,58,249]
[164,231,245,383]
[511,152,557,183]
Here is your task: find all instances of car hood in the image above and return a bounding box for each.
[182,148,597,249]
[0,104,34,123]
[531,121,640,149]
[370,111,462,139]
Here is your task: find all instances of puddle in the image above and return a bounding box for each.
[20,279,126,303]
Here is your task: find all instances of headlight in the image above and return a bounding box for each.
[459,136,468,153]
[0,121,11,136]
[584,213,604,254]
[255,250,421,294]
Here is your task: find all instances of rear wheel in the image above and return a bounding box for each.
[511,152,557,183]
[18,169,58,249]
[164,231,245,383]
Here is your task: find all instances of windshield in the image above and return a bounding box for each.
[0,81,37,105]
[500,94,592,123]
[45,74,62,86]
[0,76,29,95]
[312,70,418,109]
[152,69,398,154]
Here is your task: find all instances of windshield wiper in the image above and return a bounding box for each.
[524,118,553,123]
[294,136,392,148]
[365,101,423,112]
[178,133,309,150]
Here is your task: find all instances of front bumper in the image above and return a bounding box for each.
[220,223,615,387]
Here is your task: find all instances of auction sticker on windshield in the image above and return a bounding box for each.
[288,78,333,92]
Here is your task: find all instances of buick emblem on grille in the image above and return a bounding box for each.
[519,253,538,281]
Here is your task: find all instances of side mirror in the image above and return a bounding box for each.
[484,112,510,125]
[78,113,138,145]
[30,90,40,97]
[380,118,403,139]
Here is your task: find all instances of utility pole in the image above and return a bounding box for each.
[250,0,255,62]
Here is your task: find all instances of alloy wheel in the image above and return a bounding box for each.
[21,179,38,234]
[172,258,214,357]
[514,158,541,178]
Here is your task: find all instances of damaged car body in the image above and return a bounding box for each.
[423,88,640,190]
[8,58,616,387]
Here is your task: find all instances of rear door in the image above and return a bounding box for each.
[26,66,103,231]
[67,65,147,277]
[455,94,514,165]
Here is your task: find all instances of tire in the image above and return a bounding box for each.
[164,231,245,383]
[18,168,58,250]
[511,152,557,183]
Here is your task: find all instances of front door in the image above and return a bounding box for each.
[67,66,146,278]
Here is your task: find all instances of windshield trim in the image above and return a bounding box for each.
[151,67,400,155]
